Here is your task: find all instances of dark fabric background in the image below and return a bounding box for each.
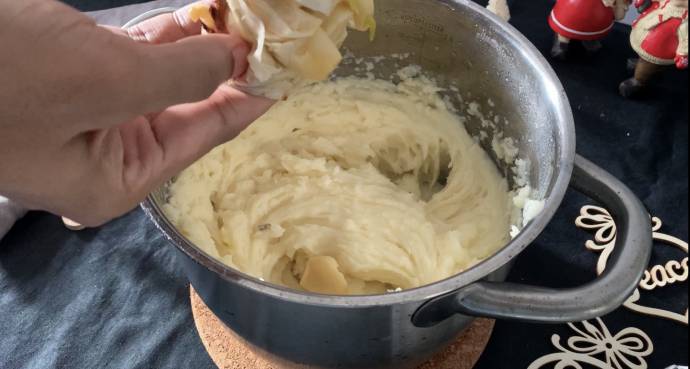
[2,1,688,368]
[62,0,150,11]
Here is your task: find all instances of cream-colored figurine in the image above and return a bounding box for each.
[549,0,630,60]
[620,0,688,97]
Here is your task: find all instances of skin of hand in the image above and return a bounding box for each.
[0,0,275,227]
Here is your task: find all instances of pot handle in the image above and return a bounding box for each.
[412,155,653,326]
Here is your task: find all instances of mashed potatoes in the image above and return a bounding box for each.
[165,77,515,295]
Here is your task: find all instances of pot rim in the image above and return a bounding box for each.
[142,0,576,308]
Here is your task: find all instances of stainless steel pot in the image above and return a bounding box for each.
[141,1,653,368]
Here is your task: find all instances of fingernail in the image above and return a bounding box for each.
[62,217,87,231]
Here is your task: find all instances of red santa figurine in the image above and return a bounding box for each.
[620,0,688,97]
[549,0,631,59]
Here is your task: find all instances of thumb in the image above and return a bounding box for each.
[127,33,250,114]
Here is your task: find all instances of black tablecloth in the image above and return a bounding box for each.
[2,1,688,368]
[62,0,151,11]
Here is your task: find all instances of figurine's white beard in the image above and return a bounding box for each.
[671,0,689,8]
[601,0,617,7]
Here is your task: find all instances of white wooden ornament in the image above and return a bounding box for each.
[528,318,653,369]
[576,205,689,325]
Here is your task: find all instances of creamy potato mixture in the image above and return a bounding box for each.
[165,77,516,295]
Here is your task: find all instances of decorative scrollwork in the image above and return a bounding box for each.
[576,206,689,325]
[528,318,653,369]
[640,258,689,290]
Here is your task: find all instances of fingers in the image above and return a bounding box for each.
[123,32,251,115]
[74,85,273,226]
[122,1,213,43]
[45,83,272,227]
[147,85,274,179]
[89,2,251,128]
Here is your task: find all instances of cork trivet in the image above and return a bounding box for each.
[190,287,494,369]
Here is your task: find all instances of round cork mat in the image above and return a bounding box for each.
[190,287,494,369]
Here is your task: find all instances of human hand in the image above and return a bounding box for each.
[0,0,275,226]
[675,54,689,69]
